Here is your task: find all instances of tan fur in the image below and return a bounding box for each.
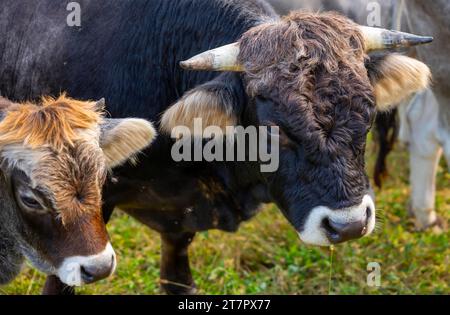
[160,90,236,135]
[0,94,102,152]
[373,55,431,111]
[101,118,157,167]
[0,95,105,225]
[34,141,106,225]
[0,95,155,230]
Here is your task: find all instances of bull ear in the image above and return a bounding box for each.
[160,73,243,136]
[100,118,157,168]
[366,54,431,111]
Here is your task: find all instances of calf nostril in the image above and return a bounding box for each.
[110,255,116,269]
[80,262,113,284]
[80,265,95,283]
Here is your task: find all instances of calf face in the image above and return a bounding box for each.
[0,95,156,285]
[162,11,431,246]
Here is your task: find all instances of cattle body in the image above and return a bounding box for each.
[0,95,156,288]
[0,0,431,294]
[269,0,449,231]
[402,0,450,230]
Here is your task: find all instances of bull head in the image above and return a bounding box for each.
[162,11,433,246]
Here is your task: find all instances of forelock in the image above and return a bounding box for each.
[0,94,103,152]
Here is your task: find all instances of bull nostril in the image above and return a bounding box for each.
[323,217,367,244]
[366,207,372,219]
[322,218,340,240]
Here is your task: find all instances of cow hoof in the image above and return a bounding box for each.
[414,215,447,233]
[161,279,197,295]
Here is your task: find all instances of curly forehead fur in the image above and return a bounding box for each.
[0,94,102,152]
[236,11,378,206]
[238,11,376,160]
[34,142,106,225]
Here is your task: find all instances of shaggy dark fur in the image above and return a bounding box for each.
[237,12,375,226]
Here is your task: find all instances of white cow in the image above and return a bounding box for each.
[398,89,449,230]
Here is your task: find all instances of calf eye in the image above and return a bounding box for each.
[19,194,43,210]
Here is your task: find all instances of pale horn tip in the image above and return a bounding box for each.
[179,60,190,70]
[179,54,214,71]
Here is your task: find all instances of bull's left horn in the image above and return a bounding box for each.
[359,26,433,52]
[180,43,244,72]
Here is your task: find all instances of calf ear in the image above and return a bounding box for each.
[100,118,157,168]
[160,73,244,136]
[0,97,14,122]
[366,54,431,111]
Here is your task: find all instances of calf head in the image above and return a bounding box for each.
[162,11,431,246]
[0,95,156,285]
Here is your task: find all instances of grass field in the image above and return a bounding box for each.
[1,135,449,295]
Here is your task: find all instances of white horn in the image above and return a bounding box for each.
[359,26,433,52]
[180,43,243,72]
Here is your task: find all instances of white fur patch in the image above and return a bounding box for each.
[373,55,431,111]
[0,144,48,185]
[160,90,236,136]
[57,242,116,286]
[298,195,376,246]
[101,119,157,168]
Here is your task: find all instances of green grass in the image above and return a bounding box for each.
[1,136,449,295]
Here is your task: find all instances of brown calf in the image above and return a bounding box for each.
[0,95,156,287]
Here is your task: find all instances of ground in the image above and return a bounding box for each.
[1,134,449,295]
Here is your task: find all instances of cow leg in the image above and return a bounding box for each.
[407,90,447,231]
[409,145,443,231]
[42,275,75,295]
[160,232,196,295]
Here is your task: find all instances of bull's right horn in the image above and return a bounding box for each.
[359,26,433,52]
[180,43,244,72]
